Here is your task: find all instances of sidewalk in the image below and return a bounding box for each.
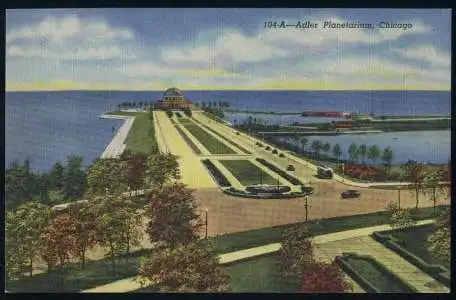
[100,115,135,159]
[81,219,434,293]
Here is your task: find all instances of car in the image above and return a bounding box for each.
[301,186,314,195]
[341,190,361,199]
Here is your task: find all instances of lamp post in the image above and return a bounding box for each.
[204,208,209,239]
[304,195,310,222]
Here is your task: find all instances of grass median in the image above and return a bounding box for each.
[219,160,278,186]
[181,122,237,154]
[124,113,158,155]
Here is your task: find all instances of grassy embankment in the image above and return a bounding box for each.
[219,160,277,186]
[181,122,237,154]
[7,205,446,292]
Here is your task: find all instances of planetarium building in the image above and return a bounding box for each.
[156,87,192,110]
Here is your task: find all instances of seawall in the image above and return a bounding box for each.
[99,114,135,159]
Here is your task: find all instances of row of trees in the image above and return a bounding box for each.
[195,101,230,110]
[5,156,87,211]
[6,151,230,292]
[117,101,156,111]
[293,137,394,170]
[280,225,353,292]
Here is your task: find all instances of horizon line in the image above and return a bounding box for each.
[5,89,451,92]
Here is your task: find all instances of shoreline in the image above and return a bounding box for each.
[99,114,135,159]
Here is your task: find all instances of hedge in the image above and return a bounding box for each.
[371,230,450,287]
[201,159,232,187]
[255,158,303,186]
[335,253,418,293]
[174,125,202,155]
[222,188,309,199]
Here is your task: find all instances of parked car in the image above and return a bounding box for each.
[301,186,314,195]
[341,190,361,199]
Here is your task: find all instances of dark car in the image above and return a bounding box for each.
[301,186,314,195]
[341,190,361,199]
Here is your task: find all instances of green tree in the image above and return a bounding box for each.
[63,155,86,200]
[348,143,358,163]
[401,160,427,209]
[367,145,381,165]
[6,202,52,278]
[280,224,315,278]
[138,241,230,292]
[87,158,126,196]
[120,150,148,190]
[423,167,445,215]
[48,162,66,190]
[358,144,367,164]
[145,153,181,189]
[332,144,342,162]
[427,208,450,265]
[5,160,36,211]
[145,183,202,249]
[310,140,323,159]
[386,202,416,231]
[5,211,29,280]
[382,147,394,172]
[322,142,331,158]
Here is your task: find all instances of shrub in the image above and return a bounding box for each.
[279,153,285,158]
[265,146,271,150]
[201,160,231,187]
[235,132,240,135]
[272,149,278,154]
[256,158,303,185]
[256,142,263,147]
[286,165,295,171]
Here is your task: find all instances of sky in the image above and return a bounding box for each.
[5,8,452,91]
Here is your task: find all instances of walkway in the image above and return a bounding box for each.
[199,154,253,160]
[99,115,135,159]
[81,220,435,293]
[153,111,217,189]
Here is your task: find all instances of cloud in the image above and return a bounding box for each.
[392,45,451,67]
[6,15,137,61]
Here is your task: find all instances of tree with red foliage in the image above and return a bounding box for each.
[67,201,99,269]
[300,261,353,293]
[145,183,202,249]
[39,214,76,272]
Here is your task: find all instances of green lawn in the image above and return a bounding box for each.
[124,113,158,155]
[132,253,298,293]
[7,249,153,293]
[342,255,415,293]
[389,224,450,270]
[226,253,298,292]
[174,125,203,155]
[181,123,237,154]
[210,205,448,254]
[219,160,278,186]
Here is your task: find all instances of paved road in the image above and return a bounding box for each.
[81,220,435,293]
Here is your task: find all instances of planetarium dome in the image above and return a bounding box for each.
[163,87,184,97]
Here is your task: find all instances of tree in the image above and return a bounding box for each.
[401,160,427,209]
[5,202,52,278]
[92,194,129,275]
[386,202,416,231]
[310,140,323,159]
[86,158,126,196]
[63,155,86,200]
[48,162,66,190]
[280,225,314,278]
[138,241,230,292]
[39,215,76,272]
[322,142,331,158]
[5,159,36,211]
[117,193,143,258]
[348,143,358,163]
[5,211,29,280]
[300,261,353,293]
[427,207,450,265]
[195,102,199,108]
[358,144,367,164]
[67,201,99,269]
[367,145,380,165]
[382,147,394,172]
[423,167,445,215]
[145,153,181,189]
[145,183,202,249]
[120,150,148,190]
[332,144,342,162]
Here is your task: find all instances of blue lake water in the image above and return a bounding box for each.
[5,90,451,172]
[276,130,451,165]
